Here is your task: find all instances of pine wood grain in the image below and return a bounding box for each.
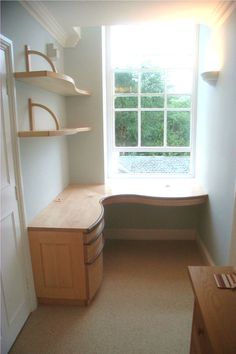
[18,127,91,137]
[86,252,103,303]
[29,183,208,231]
[14,71,90,96]
[29,230,87,301]
[188,266,236,354]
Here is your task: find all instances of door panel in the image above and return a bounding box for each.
[1,213,26,324]
[1,42,31,354]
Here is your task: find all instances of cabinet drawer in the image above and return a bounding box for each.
[83,219,104,244]
[84,233,104,264]
[192,301,214,354]
[86,251,103,302]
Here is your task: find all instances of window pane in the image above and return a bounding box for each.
[118,152,190,174]
[141,96,164,108]
[167,111,190,146]
[167,95,191,108]
[115,111,138,146]
[115,72,138,93]
[111,24,196,70]
[166,70,192,93]
[141,72,165,93]
[115,96,138,108]
[141,111,164,146]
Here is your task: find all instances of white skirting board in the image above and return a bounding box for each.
[196,234,215,266]
[104,228,197,240]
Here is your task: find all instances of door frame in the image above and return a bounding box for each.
[229,180,236,265]
[1,34,37,311]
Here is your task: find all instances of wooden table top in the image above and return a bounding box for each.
[188,266,236,354]
[29,181,208,231]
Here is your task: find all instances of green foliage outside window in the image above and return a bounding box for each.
[141,71,165,93]
[115,111,138,146]
[115,72,138,93]
[115,96,138,108]
[167,95,191,108]
[141,96,164,108]
[114,70,192,149]
[141,112,164,146]
[167,111,190,146]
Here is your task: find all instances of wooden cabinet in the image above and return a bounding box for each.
[86,251,103,301]
[188,266,236,354]
[28,185,208,307]
[190,301,214,354]
[84,232,104,264]
[29,219,104,305]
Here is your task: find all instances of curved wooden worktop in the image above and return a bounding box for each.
[29,180,208,232]
[28,181,208,306]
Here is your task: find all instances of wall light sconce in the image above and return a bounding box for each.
[201,70,219,84]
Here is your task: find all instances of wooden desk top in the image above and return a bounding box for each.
[188,266,236,354]
[29,181,208,231]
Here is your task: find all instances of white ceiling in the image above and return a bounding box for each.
[20,1,236,47]
[41,1,225,26]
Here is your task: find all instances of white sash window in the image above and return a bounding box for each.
[105,24,198,178]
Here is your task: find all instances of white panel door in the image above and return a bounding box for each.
[1,43,31,353]
[230,182,236,264]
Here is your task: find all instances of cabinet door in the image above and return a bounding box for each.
[29,230,87,301]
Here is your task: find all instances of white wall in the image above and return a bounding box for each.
[196,10,236,264]
[64,27,105,184]
[1,1,69,222]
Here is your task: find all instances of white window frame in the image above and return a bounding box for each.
[105,25,199,179]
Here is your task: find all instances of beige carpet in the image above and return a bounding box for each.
[10,240,205,354]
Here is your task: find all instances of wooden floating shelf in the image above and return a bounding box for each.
[18,127,91,137]
[14,71,90,96]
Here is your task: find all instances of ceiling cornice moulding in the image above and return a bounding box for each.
[19,1,80,47]
[210,1,236,27]
[20,0,236,44]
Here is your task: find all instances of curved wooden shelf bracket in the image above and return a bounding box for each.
[25,45,57,73]
[15,45,90,96]
[28,98,60,131]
